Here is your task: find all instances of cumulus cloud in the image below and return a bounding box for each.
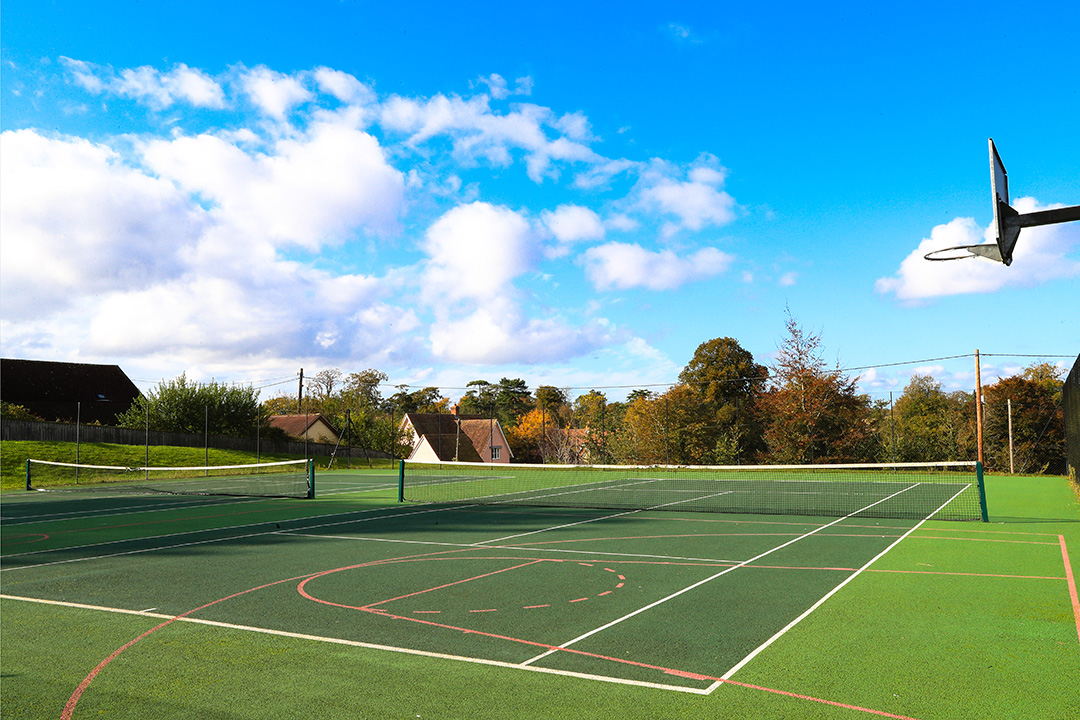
[141,116,405,249]
[583,242,734,290]
[313,67,376,105]
[429,297,612,364]
[0,129,203,318]
[875,199,1080,301]
[541,204,605,256]
[421,202,538,303]
[636,155,737,236]
[0,121,416,369]
[241,65,312,119]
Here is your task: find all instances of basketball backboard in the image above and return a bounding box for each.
[989,138,1020,265]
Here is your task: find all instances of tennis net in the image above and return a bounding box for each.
[400,460,986,521]
[26,459,314,499]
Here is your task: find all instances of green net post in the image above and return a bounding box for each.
[976,461,989,522]
[25,459,31,491]
[307,460,316,499]
[398,460,405,502]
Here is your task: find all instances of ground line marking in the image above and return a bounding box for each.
[520,483,923,667]
[715,484,970,685]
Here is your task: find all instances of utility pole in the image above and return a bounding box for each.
[298,368,304,413]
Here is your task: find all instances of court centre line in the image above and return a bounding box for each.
[519,484,921,667]
[0,503,478,573]
[0,594,710,695]
[712,484,971,688]
[472,486,736,546]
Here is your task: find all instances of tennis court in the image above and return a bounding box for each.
[2,465,1078,719]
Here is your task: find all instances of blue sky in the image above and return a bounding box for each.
[2,0,1077,403]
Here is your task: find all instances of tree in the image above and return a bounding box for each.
[307,368,342,400]
[756,315,878,464]
[890,374,959,462]
[678,337,768,462]
[117,373,262,437]
[388,387,449,415]
[983,365,1065,474]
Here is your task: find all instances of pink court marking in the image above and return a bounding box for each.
[345,603,922,719]
[300,556,626,614]
[1060,535,1080,647]
[2,533,50,545]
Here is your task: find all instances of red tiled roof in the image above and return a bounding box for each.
[269,413,338,438]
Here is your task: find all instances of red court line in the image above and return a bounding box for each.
[345,604,920,719]
[61,545,476,719]
[1060,536,1080,646]
[362,560,545,608]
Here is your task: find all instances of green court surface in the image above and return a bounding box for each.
[2,469,1078,719]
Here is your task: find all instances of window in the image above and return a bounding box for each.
[491,446,501,460]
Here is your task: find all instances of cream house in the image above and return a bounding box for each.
[400,410,511,464]
[269,413,339,443]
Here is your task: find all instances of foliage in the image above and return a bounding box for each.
[983,369,1066,474]
[889,374,965,462]
[388,387,449,415]
[458,378,535,428]
[757,315,878,463]
[116,373,263,438]
[678,337,768,462]
[1,401,44,422]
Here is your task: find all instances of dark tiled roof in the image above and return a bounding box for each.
[0,358,141,424]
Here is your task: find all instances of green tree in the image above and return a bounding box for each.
[891,374,960,462]
[117,373,262,437]
[387,387,449,415]
[678,337,768,463]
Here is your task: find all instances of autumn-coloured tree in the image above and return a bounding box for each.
[756,315,878,464]
[983,364,1065,474]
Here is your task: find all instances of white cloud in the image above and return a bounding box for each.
[779,271,798,286]
[583,242,734,290]
[60,58,225,108]
[0,129,202,319]
[875,199,1080,301]
[380,92,600,182]
[429,297,612,364]
[421,202,538,303]
[141,115,405,249]
[634,155,737,237]
[313,67,376,105]
[116,64,226,108]
[541,204,605,256]
[241,65,312,119]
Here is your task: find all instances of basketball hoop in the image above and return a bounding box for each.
[924,244,1003,262]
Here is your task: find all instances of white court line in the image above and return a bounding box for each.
[472,486,736,545]
[0,496,269,525]
[519,484,922,667]
[708,483,971,691]
[283,531,747,565]
[0,593,709,694]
